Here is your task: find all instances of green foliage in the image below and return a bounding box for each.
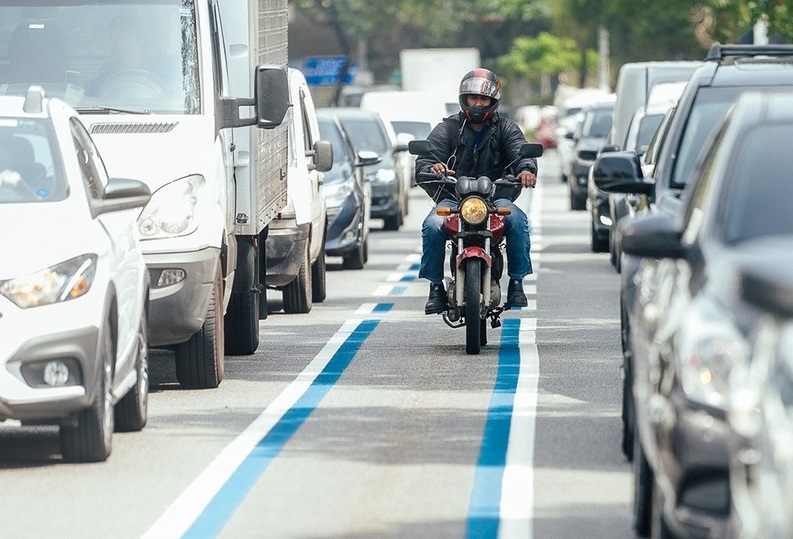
[496,32,580,82]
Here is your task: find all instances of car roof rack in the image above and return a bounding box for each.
[706,43,793,61]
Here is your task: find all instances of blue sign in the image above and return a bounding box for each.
[302,56,358,86]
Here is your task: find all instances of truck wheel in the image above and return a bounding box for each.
[224,289,260,355]
[61,320,114,462]
[115,302,149,432]
[311,251,327,303]
[283,243,312,314]
[174,265,224,389]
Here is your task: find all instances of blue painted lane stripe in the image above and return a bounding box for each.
[466,319,521,539]
[372,303,393,313]
[181,320,379,539]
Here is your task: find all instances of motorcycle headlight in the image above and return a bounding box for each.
[0,254,97,308]
[137,175,205,240]
[677,296,748,409]
[323,178,354,207]
[460,197,488,225]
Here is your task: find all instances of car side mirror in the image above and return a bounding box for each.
[310,140,333,172]
[356,150,382,167]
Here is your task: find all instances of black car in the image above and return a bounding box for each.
[593,44,793,538]
[318,107,408,231]
[317,112,378,270]
[566,98,614,211]
[727,236,793,539]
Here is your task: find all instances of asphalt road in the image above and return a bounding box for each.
[0,149,635,539]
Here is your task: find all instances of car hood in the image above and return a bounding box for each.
[0,202,100,279]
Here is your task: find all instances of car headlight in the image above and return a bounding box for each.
[677,296,748,409]
[137,175,205,239]
[374,168,396,184]
[0,254,97,308]
[323,178,354,207]
[460,197,488,225]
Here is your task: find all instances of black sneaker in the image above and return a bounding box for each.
[425,282,447,315]
[506,278,528,308]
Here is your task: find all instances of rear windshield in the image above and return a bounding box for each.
[338,118,390,154]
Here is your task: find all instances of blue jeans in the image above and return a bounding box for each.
[419,198,532,284]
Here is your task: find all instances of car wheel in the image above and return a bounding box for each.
[590,220,609,252]
[621,353,634,462]
[633,426,653,537]
[343,238,366,270]
[174,264,225,389]
[570,189,585,211]
[115,302,149,432]
[283,243,312,314]
[382,211,400,231]
[60,320,114,462]
[362,234,369,264]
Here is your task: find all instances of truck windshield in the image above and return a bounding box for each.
[0,1,199,114]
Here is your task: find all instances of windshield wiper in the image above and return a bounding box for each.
[76,105,151,115]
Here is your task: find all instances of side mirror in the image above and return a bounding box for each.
[592,151,653,195]
[220,65,291,129]
[408,139,431,156]
[519,142,544,158]
[356,150,382,167]
[310,140,333,172]
[96,177,151,215]
[621,213,687,259]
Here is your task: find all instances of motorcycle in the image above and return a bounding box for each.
[409,140,543,354]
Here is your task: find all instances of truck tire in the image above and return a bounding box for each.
[311,230,327,303]
[174,265,225,389]
[224,289,259,355]
[382,212,401,231]
[283,243,312,314]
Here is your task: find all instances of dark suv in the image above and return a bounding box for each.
[593,43,793,538]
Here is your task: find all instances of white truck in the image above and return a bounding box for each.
[399,47,481,110]
[0,0,290,389]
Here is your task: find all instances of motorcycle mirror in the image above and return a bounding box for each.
[519,142,544,158]
[408,139,431,156]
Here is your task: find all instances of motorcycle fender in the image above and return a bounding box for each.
[454,249,492,309]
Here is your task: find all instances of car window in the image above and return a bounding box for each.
[339,117,390,154]
[635,113,664,155]
[671,86,748,188]
[318,118,353,184]
[70,117,109,201]
[643,106,675,168]
[0,117,63,203]
[582,106,613,138]
[722,123,793,244]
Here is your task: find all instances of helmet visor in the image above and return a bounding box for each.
[459,76,501,100]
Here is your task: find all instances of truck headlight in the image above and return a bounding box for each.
[137,175,205,239]
[0,254,97,308]
[677,296,748,409]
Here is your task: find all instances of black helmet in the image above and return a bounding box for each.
[458,69,501,123]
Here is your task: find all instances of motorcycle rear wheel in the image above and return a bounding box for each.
[465,258,482,354]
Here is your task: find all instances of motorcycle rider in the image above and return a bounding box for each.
[416,68,538,315]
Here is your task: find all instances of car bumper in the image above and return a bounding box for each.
[369,181,399,219]
[264,220,310,288]
[144,246,220,347]
[325,196,364,256]
[658,387,731,538]
[0,298,106,421]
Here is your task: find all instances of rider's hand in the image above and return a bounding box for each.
[518,170,537,188]
[430,163,454,176]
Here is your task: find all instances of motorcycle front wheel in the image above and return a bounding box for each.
[465,257,483,354]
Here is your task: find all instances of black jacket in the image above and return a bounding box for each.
[415,112,538,202]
